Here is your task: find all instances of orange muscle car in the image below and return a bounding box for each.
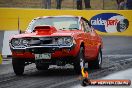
[9,16,103,75]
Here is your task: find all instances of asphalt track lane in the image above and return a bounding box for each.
[0,36,132,88]
[102,36,132,55]
[0,56,132,88]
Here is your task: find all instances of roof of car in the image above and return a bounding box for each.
[33,15,82,20]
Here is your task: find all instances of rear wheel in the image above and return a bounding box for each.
[12,58,25,75]
[74,47,85,74]
[88,48,102,69]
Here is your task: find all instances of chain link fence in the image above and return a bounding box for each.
[0,0,118,10]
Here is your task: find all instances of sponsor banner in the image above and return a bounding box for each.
[90,13,129,33]
[0,8,132,36]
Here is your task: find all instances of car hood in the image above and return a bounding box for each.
[12,30,82,39]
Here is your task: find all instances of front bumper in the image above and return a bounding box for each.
[10,44,75,53]
[10,44,78,59]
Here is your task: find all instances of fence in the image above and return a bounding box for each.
[0,0,117,10]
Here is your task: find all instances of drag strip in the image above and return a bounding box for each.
[0,36,132,88]
[0,54,132,88]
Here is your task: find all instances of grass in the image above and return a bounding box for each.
[0,0,117,10]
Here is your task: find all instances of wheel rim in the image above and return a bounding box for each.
[98,51,102,65]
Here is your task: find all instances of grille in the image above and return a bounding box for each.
[29,37,54,46]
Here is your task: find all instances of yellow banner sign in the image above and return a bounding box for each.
[0,8,132,36]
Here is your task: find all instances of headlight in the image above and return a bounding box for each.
[64,37,73,45]
[57,38,64,45]
[21,39,29,46]
[57,37,73,46]
[11,38,20,47]
[11,38,29,47]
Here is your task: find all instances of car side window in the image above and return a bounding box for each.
[82,19,92,33]
[81,20,86,32]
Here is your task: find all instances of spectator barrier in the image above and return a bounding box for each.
[0,8,132,36]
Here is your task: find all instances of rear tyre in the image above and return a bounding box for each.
[74,47,85,74]
[88,48,102,69]
[12,58,25,76]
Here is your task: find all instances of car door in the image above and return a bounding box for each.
[89,27,98,58]
[82,18,97,59]
[81,18,92,59]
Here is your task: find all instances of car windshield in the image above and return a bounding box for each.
[27,17,79,32]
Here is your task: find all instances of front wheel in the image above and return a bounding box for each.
[74,47,85,74]
[12,58,25,75]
